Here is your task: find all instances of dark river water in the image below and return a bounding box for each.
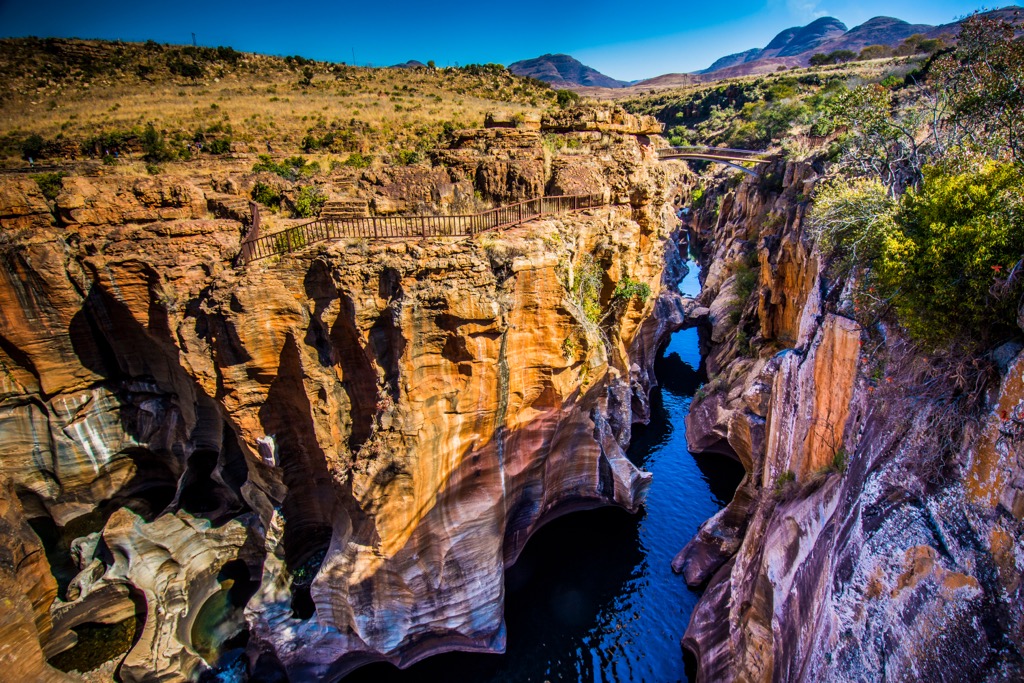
[343,260,745,683]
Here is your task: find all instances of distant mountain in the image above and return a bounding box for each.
[699,16,848,74]
[697,9,1023,77]
[508,53,628,89]
[391,60,427,69]
[828,16,934,53]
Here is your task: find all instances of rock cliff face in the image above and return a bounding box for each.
[0,119,684,681]
[676,161,1024,681]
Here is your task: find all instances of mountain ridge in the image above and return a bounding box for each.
[698,7,1022,76]
[507,53,629,89]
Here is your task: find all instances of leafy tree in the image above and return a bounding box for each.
[141,123,175,162]
[817,85,929,192]
[809,50,857,66]
[809,177,898,272]
[933,14,1024,163]
[859,44,892,61]
[21,134,45,160]
[251,181,282,208]
[556,89,580,108]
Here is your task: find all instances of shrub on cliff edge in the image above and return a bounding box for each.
[878,161,1024,345]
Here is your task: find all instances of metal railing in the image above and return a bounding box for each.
[655,145,769,160]
[655,146,771,177]
[239,193,607,264]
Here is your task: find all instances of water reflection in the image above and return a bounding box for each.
[345,261,744,683]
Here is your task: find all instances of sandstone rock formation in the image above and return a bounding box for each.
[0,117,685,680]
[675,159,1024,681]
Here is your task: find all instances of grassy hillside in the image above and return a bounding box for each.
[619,56,928,151]
[0,38,554,166]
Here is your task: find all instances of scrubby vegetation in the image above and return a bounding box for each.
[0,37,556,165]
[292,185,327,218]
[31,172,66,201]
[628,13,1022,353]
[611,276,651,303]
[804,14,1024,350]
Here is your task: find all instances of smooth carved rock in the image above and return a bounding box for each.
[0,136,688,679]
[681,158,1024,683]
[102,509,258,682]
[0,481,67,682]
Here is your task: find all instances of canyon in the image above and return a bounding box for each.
[1,37,1023,683]
[0,108,700,681]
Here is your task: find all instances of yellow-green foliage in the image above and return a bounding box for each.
[878,161,1024,345]
[612,276,651,303]
[812,163,1024,346]
[293,185,326,218]
[562,254,603,324]
[809,177,898,269]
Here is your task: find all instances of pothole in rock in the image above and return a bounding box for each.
[191,559,260,678]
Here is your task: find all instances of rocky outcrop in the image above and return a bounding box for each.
[541,106,662,136]
[677,160,1024,681]
[0,121,685,680]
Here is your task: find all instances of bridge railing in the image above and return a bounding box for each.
[240,192,606,264]
[656,145,768,159]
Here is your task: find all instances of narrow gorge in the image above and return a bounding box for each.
[2,19,1023,682]
[0,108,711,681]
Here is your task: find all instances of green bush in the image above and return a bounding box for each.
[81,129,133,157]
[808,177,898,272]
[251,181,282,208]
[774,469,796,493]
[612,276,651,303]
[293,185,326,218]
[810,50,857,66]
[252,154,318,180]
[691,186,706,209]
[830,448,848,473]
[141,122,175,162]
[21,134,45,160]
[555,89,580,108]
[301,131,336,151]
[344,152,371,168]
[877,161,1024,345]
[31,172,66,201]
[879,75,903,89]
[205,138,231,154]
[563,255,603,324]
[859,44,893,60]
[395,149,420,165]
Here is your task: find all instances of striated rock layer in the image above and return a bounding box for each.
[675,160,1024,681]
[0,121,687,681]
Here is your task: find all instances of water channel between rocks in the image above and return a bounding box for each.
[343,259,745,683]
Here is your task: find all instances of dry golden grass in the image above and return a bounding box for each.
[0,38,555,163]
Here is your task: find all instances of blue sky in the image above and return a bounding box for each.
[0,0,1002,80]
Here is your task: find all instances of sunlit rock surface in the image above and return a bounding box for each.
[0,118,691,680]
[678,160,1024,682]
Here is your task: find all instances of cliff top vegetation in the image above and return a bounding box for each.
[0,37,555,167]
[632,12,1023,354]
